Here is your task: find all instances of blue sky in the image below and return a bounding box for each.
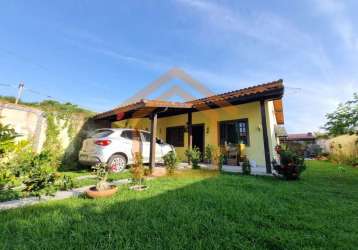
[0,0,357,133]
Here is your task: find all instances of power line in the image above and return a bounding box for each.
[0,81,94,111]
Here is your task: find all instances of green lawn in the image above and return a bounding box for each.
[1,161,358,249]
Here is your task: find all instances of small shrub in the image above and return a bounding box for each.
[22,151,59,197]
[0,165,16,190]
[56,175,74,190]
[131,153,144,184]
[273,147,306,180]
[185,147,201,169]
[144,167,151,176]
[23,172,58,197]
[204,144,214,164]
[92,162,110,191]
[242,158,251,175]
[163,151,178,175]
[218,154,225,171]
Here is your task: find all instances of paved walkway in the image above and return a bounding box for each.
[0,178,132,211]
[222,165,272,176]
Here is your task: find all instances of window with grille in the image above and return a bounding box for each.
[166,126,184,147]
[219,119,249,146]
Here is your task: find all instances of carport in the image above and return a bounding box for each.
[93,99,193,170]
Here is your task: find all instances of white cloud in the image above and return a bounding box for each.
[62,29,169,71]
[174,0,358,133]
[174,0,333,76]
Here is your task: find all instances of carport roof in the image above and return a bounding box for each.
[93,99,192,120]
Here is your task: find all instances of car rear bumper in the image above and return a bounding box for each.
[79,152,104,165]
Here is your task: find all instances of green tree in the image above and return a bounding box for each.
[324,93,358,136]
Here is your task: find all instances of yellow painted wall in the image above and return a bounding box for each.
[112,101,281,167]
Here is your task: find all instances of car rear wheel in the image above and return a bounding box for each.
[108,154,127,173]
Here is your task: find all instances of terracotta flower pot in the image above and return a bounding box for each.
[86,185,118,198]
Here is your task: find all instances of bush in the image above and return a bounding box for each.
[242,158,251,175]
[56,175,74,191]
[0,165,16,190]
[185,147,201,169]
[6,141,37,177]
[163,151,178,175]
[273,147,306,180]
[22,150,60,197]
[0,121,19,157]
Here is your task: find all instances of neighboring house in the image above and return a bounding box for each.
[280,132,320,158]
[93,80,285,173]
[280,133,316,144]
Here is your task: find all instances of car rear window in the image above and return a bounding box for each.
[90,129,114,138]
[121,130,141,141]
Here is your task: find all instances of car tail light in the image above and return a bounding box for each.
[95,139,111,146]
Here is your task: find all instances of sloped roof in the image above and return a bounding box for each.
[187,79,283,107]
[287,133,315,141]
[93,79,284,122]
[94,99,192,120]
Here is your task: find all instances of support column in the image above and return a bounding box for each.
[149,111,158,171]
[260,100,271,173]
[187,111,192,150]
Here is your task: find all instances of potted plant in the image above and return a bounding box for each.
[129,153,148,191]
[86,163,118,198]
[163,151,178,175]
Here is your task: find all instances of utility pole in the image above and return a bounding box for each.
[15,81,24,104]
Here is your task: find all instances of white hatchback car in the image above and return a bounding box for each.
[79,128,175,172]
